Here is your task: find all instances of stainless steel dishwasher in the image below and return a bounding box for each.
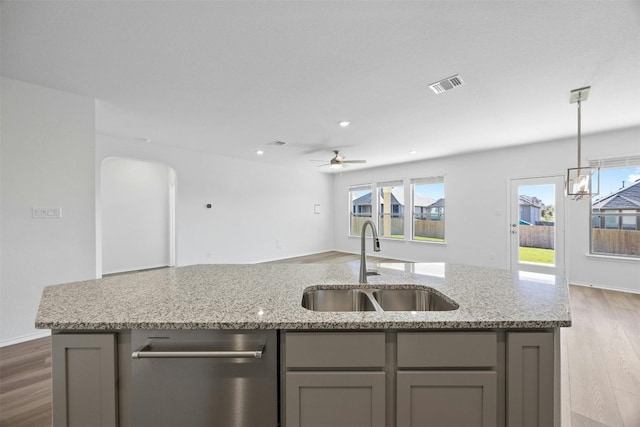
[131,330,278,427]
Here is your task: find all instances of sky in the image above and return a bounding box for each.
[598,166,640,197]
[414,183,445,200]
[520,184,555,206]
[519,166,640,206]
[353,167,640,207]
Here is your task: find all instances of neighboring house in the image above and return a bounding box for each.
[592,179,640,230]
[425,198,445,221]
[519,195,544,225]
[352,192,374,217]
[352,190,403,217]
[413,194,437,219]
[352,189,441,219]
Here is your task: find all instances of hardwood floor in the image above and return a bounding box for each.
[563,285,640,427]
[1,252,638,427]
[0,337,52,427]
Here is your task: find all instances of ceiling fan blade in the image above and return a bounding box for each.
[343,160,366,164]
[315,163,330,167]
[301,143,358,155]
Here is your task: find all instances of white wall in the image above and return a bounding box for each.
[96,134,334,265]
[101,157,172,274]
[0,78,96,345]
[333,126,640,293]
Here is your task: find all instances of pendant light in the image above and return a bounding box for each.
[566,86,599,199]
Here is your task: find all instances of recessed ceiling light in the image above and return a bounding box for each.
[256,150,264,155]
[410,150,417,155]
[339,121,350,127]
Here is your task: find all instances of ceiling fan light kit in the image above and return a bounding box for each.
[318,150,367,169]
[566,86,599,200]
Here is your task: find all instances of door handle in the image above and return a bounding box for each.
[132,344,264,359]
[511,230,517,234]
[132,335,267,359]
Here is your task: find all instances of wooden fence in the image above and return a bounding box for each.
[519,225,554,249]
[413,219,445,239]
[592,229,640,256]
[351,216,372,235]
[351,216,444,239]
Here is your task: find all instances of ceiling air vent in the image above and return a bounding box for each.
[267,140,287,147]
[428,74,464,94]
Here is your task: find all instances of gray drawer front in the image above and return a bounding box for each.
[397,332,497,367]
[286,332,386,368]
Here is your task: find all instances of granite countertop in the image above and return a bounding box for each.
[35,262,571,330]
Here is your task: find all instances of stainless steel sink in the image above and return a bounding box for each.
[301,289,377,312]
[301,287,458,312]
[372,289,458,311]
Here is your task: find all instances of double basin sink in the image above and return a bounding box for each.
[302,286,458,312]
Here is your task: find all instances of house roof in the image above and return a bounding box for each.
[519,195,544,208]
[353,190,402,207]
[352,192,374,206]
[352,189,437,208]
[430,198,445,208]
[592,179,640,209]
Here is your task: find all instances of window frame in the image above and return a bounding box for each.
[410,176,446,244]
[377,180,405,240]
[588,159,640,259]
[349,184,373,237]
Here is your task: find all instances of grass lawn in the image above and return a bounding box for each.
[413,236,445,242]
[387,235,445,242]
[519,247,555,264]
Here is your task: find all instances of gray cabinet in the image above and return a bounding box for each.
[286,371,386,427]
[51,333,118,427]
[396,332,499,427]
[397,371,497,427]
[507,332,554,427]
[283,332,387,427]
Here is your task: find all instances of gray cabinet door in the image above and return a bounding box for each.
[397,371,498,427]
[507,332,554,427]
[52,333,117,427]
[286,371,386,427]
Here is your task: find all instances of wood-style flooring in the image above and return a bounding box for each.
[0,337,52,427]
[1,251,638,427]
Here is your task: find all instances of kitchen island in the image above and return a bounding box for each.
[36,262,571,427]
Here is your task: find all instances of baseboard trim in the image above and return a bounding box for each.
[570,281,640,295]
[0,330,51,348]
[252,249,337,264]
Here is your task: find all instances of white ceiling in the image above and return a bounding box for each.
[2,1,639,172]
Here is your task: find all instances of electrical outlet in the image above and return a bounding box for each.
[32,207,62,218]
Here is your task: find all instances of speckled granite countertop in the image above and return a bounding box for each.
[36,262,571,330]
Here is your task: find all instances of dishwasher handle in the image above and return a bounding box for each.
[132,343,265,359]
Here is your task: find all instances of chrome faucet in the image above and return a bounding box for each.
[359,220,381,283]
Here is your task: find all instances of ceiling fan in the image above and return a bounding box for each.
[314,150,366,169]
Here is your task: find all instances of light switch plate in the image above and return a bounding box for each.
[32,207,62,218]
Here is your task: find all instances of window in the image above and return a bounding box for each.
[377,181,404,239]
[411,177,445,242]
[349,184,372,236]
[590,160,640,257]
